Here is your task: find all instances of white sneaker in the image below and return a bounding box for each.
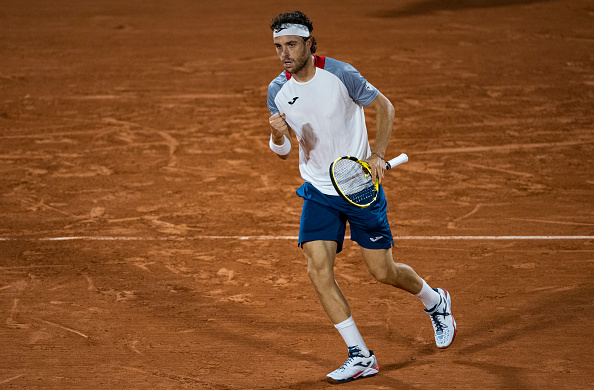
[326,346,379,384]
[424,288,457,348]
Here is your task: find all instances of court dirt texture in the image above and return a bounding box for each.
[1,0,593,389]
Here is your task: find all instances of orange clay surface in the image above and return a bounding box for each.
[1,0,593,389]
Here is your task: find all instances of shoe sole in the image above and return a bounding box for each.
[326,365,379,384]
[437,288,457,349]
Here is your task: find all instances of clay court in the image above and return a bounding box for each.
[1,0,593,389]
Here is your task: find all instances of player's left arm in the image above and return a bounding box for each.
[366,91,395,183]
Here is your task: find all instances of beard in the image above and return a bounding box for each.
[285,48,310,75]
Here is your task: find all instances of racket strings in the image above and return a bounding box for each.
[332,159,376,205]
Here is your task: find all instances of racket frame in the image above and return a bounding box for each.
[329,153,409,208]
[329,156,379,208]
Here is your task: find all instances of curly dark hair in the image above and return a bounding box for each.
[270,11,317,54]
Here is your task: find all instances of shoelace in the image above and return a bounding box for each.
[429,309,450,332]
[338,357,355,371]
[337,346,364,371]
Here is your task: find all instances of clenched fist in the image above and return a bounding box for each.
[269,113,288,144]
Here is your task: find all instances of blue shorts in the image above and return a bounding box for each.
[296,182,394,253]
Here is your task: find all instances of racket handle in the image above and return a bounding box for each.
[385,153,408,170]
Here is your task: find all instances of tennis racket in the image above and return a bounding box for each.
[329,153,408,208]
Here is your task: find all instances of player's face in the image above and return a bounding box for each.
[273,35,310,75]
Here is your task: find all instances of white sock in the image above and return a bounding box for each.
[334,316,370,357]
[416,280,441,310]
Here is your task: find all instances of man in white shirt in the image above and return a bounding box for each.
[267,11,457,384]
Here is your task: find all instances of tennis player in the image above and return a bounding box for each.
[267,11,456,384]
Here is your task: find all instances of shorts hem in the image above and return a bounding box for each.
[352,237,394,251]
[298,238,344,254]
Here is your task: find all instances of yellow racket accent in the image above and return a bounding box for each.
[330,156,379,208]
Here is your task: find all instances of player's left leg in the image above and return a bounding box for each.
[360,247,422,293]
[360,247,457,348]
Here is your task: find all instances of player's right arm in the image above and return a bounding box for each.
[269,113,292,160]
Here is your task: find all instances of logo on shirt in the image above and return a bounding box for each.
[288,97,299,105]
[365,82,375,92]
[370,236,383,242]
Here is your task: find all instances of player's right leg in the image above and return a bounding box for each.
[325,347,379,384]
[302,240,350,324]
[303,241,378,383]
[297,183,378,383]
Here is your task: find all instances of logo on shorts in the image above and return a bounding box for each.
[288,97,299,105]
[370,236,383,242]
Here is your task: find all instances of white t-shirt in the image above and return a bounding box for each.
[267,56,379,195]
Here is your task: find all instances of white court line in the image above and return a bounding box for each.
[0,235,592,241]
[398,236,594,240]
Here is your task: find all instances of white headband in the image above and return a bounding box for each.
[273,23,310,38]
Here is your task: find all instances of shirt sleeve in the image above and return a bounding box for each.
[326,58,379,107]
[267,85,280,115]
[267,73,288,115]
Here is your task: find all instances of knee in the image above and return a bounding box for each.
[307,262,333,285]
[369,267,393,285]
[369,262,399,285]
[303,244,336,286]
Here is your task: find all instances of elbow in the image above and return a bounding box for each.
[385,99,395,120]
[373,92,395,120]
